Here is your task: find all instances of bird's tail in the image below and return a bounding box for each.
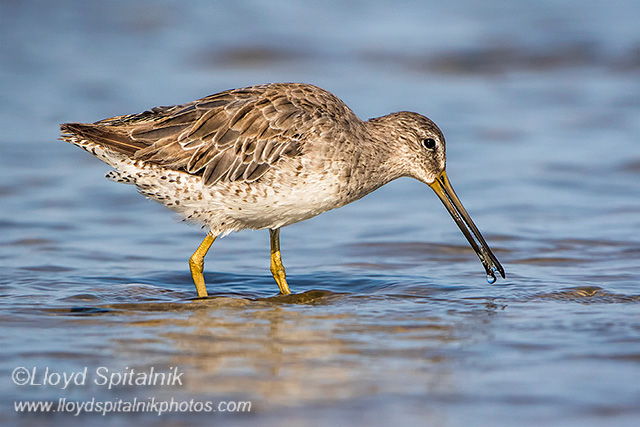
[60,122,146,158]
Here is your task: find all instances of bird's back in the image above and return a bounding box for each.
[60,83,362,186]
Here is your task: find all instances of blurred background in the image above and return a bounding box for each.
[1,1,639,426]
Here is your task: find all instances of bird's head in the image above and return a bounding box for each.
[370,111,505,282]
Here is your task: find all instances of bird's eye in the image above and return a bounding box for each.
[422,138,436,150]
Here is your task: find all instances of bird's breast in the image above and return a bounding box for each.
[206,155,366,229]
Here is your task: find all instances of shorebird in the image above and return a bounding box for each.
[60,83,504,297]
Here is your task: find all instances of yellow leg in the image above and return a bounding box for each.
[189,233,216,298]
[269,228,291,295]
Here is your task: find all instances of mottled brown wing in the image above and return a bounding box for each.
[129,85,315,185]
[62,83,358,185]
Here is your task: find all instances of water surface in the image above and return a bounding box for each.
[1,1,639,426]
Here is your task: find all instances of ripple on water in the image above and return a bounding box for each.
[530,286,640,304]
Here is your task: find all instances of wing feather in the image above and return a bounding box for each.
[61,83,362,185]
[202,150,235,185]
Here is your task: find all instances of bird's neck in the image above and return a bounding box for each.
[362,116,411,180]
[331,118,407,204]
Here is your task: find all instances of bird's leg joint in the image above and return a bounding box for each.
[189,233,216,298]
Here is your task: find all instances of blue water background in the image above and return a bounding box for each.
[1,1,639,426]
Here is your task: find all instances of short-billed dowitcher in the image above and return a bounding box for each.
[60,83,504,297]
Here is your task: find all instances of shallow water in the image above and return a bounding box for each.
[1,1,639,426]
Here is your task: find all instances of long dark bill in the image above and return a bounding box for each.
[429,171,505,282]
